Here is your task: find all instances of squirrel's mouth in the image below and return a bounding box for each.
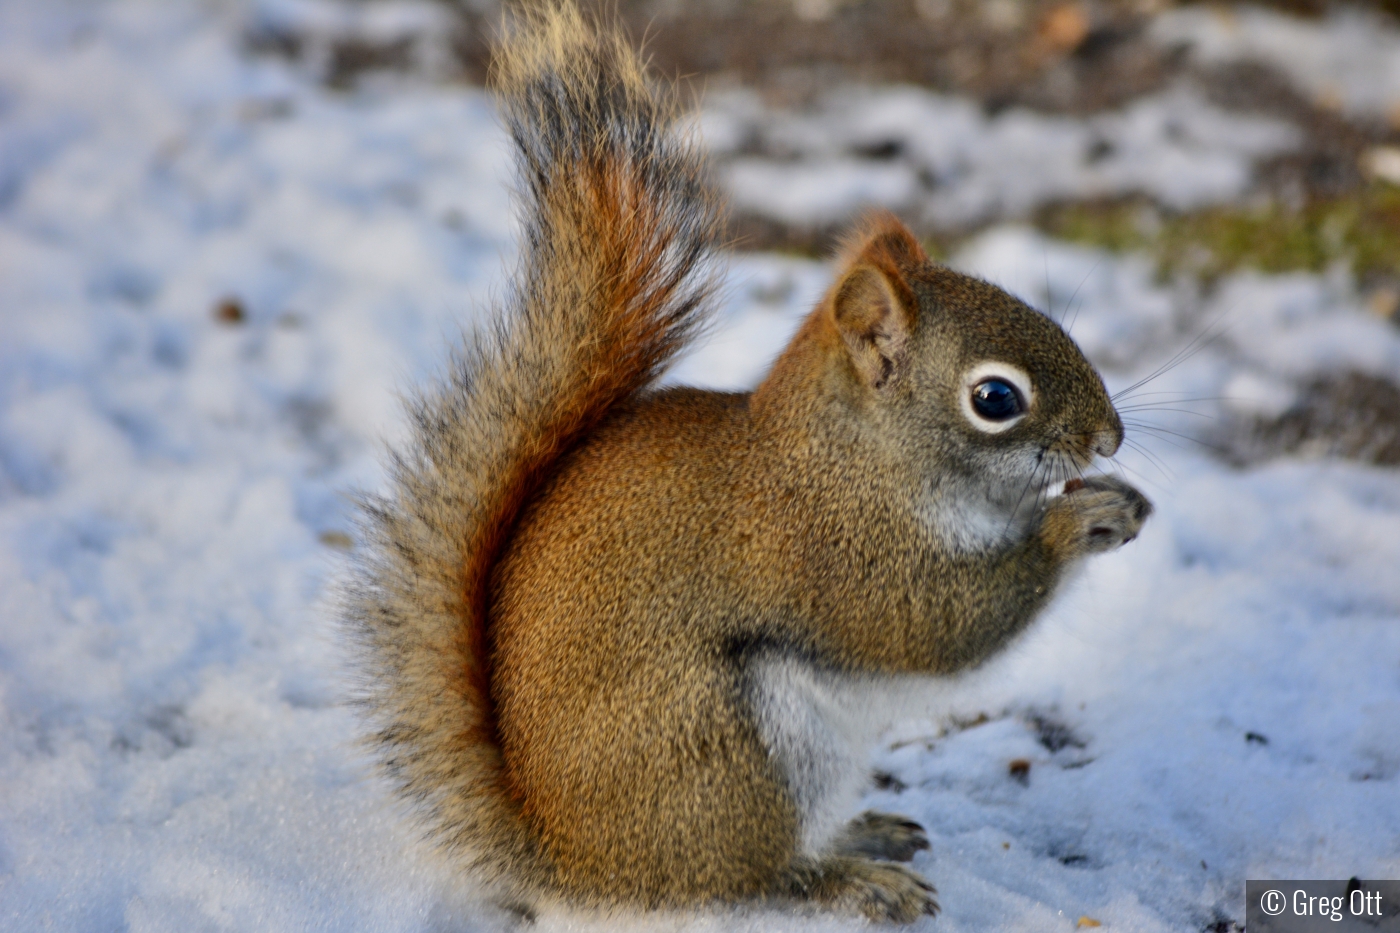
[1046,429,1108,472]
[1031,440,1101,497]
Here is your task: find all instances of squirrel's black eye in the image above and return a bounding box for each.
[971,379,1023,421]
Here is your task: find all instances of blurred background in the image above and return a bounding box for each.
[242,0,1400,462]
[3,2,1400,931]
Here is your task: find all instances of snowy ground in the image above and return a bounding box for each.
[3,2,1400,931]
[701,81,1300,231]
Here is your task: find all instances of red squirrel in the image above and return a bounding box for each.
[346,3,1151,922]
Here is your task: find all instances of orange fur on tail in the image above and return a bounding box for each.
[343,2,723,904]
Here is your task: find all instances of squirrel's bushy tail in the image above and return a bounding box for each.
[344,1,722,902]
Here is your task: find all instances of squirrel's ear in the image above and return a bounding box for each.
[832,262,914,392]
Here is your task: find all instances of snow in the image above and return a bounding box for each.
[2,1,1399,931]
[1152,3,1400,122]
[703,83,1299,229]
[244,0,458,82]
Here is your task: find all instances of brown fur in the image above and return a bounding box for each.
[344,1,722,906]
[347,2,1150,923]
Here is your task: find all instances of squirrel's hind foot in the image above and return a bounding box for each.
[792,855,939,923]
[831,810,931,863]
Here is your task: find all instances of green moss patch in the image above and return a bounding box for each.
[1036,184,1400,284]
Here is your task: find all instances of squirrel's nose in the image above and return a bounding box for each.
[1093,427,1122,458]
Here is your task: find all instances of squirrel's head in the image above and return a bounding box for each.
[769,212,1122,503]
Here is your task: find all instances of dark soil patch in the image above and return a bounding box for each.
[1223,372,1400,467]
[447,0,1182,113]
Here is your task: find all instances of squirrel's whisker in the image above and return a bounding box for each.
[1110,317,1232,403]
[1060,258,1101,337]
[1117,440,1174,484]
[1117,406,1219,420]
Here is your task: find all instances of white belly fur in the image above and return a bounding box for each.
[746,654,955,854]
[914,472,1040,554]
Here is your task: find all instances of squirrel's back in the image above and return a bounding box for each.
[343,2,723,905]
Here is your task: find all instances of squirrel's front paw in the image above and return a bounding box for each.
[831,810,931,862]
[1045,475,1152,556]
